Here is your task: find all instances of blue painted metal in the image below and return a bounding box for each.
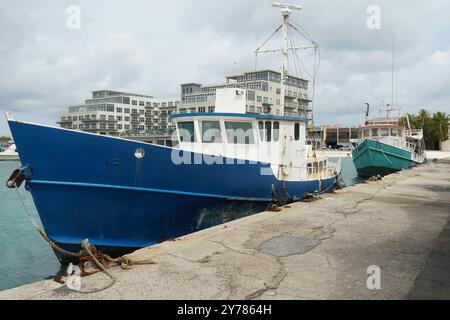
[170,112,307,122]
[8,120,336,262]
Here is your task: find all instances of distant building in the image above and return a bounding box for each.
[440,120,450,151]
[179,69,313,124]
[58,90,180,140]
[321,126,359,149]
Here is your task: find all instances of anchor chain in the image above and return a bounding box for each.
[13,184,83,258]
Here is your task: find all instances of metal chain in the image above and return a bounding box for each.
[14,185,82,258]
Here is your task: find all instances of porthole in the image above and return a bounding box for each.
[135,148,145,159]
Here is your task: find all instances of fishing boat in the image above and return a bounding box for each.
[0,143,19,161]
[5,3,341,263]
[352,108,426,177]
[353,41,426,177]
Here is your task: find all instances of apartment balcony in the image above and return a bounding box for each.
[57,119,73,125]
[298,96,312,103]
[285,92,298,99]
[81,118,118,123]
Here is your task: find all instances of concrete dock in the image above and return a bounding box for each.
[1,160,449,300]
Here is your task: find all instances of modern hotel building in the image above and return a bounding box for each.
[179,69,313,124]
[58,90,179,137]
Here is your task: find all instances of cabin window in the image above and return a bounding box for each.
[258,121,264,141]
[225,122,255,144]
[265,122,272,142]
[273,122,280,142]
[307,163,313,175]
[363,130,369,138]
[294,123,300,141]
[371,128,379,137]
[313,161,319,174]
[380,128,389,137]
[178,121,196,143]
[201,121,222,143]
[390,128,398,137]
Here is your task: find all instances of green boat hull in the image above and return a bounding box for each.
[352,139,414,177]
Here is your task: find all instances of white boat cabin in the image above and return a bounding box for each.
[171,88,339,182]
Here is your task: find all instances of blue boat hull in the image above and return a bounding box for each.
[8,121,337,263]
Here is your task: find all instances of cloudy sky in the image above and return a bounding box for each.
[1,0,449,135]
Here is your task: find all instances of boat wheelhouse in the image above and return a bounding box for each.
[171,88,339,184]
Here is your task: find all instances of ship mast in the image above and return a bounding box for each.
[255,3,317,118]
[273,2,302,116]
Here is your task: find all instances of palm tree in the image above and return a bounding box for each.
[400,110,448,150]
[432,112,449,148]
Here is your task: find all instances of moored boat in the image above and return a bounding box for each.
[0,143,19,161]
[352,114,426,177]
[5,3,342,263]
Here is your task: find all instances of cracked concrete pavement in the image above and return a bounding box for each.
[1,160,449,300]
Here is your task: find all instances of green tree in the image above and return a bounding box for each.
[400,110,449,150]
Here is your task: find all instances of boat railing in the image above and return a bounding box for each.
[403,129,424,140]
[306,158,341,180]
[373,136,416,153]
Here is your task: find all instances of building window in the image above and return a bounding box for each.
[124,108,130,114]
[208,106,215,113]
[132,100,137,106]
[117,116,122,121]
[199,107,206,113]
[125,116,130,122]
[108,115,114,121]
[117,107,123,113]
[123,97,130,104]
[139,101,145,106]
[257,96,262,103]
[202,121,222,144]
[247,90,255,101]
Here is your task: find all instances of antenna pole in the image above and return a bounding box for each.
[280,8,290,116]
[391,39,395,107]
[273,2,302,117]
